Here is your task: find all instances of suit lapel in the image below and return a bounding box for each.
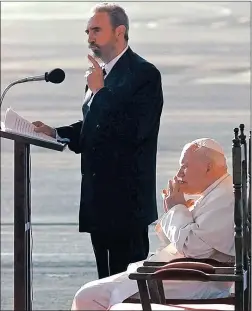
[103,47,132,88]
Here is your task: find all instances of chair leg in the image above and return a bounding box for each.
[137,280,152,311]
[245,264,251,311]
[235,280,244,311]
[156,280,166,304]
[147,280,161,304]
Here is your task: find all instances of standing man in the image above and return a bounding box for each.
[33,2,163,278]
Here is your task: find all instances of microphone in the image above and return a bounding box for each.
[18,68,65,84]
[0,68,65,108]
[46,68,65,83]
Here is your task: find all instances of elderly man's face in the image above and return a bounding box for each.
[176,148,208,195]
[86,12,117,62]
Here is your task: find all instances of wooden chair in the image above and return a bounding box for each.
[246,129,251,310]
[116,126,251,311]
[239,125,251,310]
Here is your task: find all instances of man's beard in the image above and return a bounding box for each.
[89,43,115,62]
[89,44,102,58]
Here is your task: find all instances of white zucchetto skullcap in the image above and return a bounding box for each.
[190,138,225,155]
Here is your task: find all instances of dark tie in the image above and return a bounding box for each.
[102,67,107,77]
[83,67,107,120]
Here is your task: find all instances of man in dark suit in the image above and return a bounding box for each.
[33,2,163,279]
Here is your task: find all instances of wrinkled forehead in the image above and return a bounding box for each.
[179,144,200,166]
[86,11,111,29]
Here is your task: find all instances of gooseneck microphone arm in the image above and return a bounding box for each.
[0,68,65,109]
[1,76,43,108]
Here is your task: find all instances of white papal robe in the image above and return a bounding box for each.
[71,173,235,310]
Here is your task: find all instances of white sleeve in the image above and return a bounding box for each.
[160,204,215,258]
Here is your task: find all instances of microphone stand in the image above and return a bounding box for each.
[0,76,45,130]
[1,69,64,131]
[1,69,64,110]
[1,75,44,109]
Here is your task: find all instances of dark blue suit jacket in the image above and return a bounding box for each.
[57,47,164,233]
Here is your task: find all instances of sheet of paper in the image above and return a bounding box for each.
[3,107,60,144]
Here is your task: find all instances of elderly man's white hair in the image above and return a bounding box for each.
[181,138,227,169]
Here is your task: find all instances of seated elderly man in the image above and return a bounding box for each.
[71,138,235,310]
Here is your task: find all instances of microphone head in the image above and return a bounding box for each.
[45,68,65,84]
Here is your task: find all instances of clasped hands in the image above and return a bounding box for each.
[162,176,194,212]
[86,54,104,94]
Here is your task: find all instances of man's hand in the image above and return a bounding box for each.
[162,177,194,211]
[32,121,56,138]
[86,55,104,94]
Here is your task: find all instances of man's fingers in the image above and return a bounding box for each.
[33,121,46,132]
[162,188,168,212]
[34,126,45,132]
[168,180,173,194]
[173,176,180,192]
[33,124,46,132]
[163,198,168,212]
[87,54,100,70]
[161,189,168,199]
[32,121,43,127]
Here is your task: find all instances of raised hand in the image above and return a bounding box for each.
[86,54,104,94]
[162,176,194,211]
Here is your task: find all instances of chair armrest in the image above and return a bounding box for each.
[129,267,238,282]
[140,261,234,275]
[138,262,215,274]
[137,266,159,273]
[168,257,233,267]
[215,267,234,274]
[143,261,167,267]
[143,257,233,268]
[129,268,209,281]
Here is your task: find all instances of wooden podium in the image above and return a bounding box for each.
[1,129,66,311]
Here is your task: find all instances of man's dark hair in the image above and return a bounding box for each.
[92,2,129,41]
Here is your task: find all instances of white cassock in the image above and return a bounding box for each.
[71,173,235,310]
